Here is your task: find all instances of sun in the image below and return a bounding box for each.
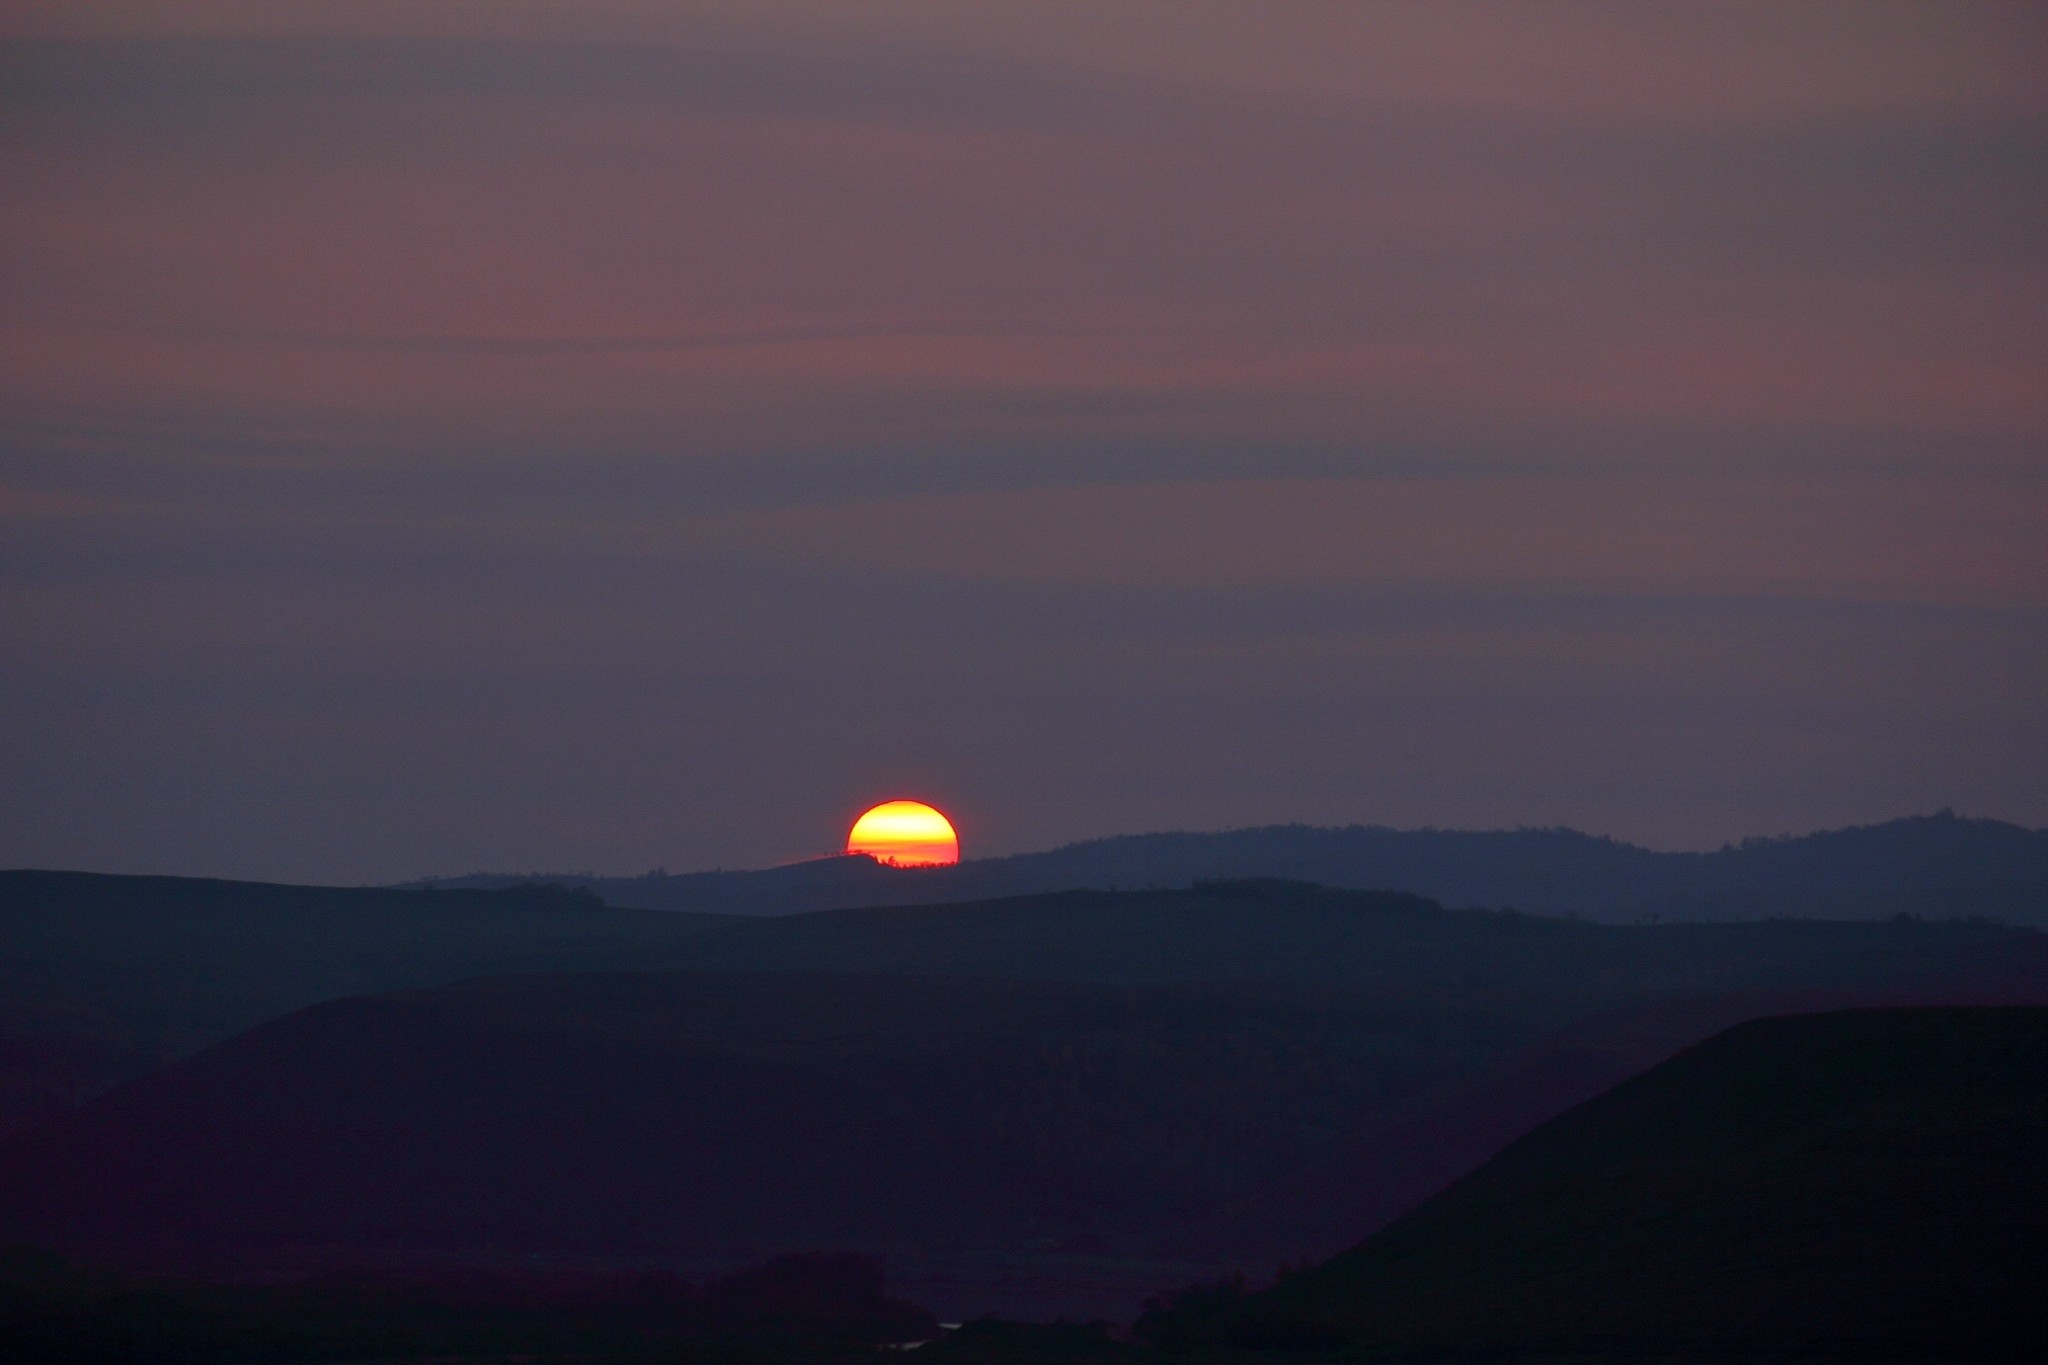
[846,800,959,867]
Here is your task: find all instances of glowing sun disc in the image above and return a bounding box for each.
[847,800,959,867]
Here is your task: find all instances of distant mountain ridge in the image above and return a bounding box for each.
[414,811,2048,924]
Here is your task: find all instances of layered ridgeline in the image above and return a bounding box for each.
[415,812,2048,924]
[8,811,2040,1131]
[1137,1007,2048,1362]
[0,871,734,1133]
[3,882,2043,1319]
[6,870,2042,1134]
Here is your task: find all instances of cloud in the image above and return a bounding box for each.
[3,31,2039,463]
[0,7,2043,877]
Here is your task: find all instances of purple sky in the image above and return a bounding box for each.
[3,2,2044,882]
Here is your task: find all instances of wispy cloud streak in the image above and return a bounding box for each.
[1,3,2043,877]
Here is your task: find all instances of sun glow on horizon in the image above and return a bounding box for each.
[847,800,959,867]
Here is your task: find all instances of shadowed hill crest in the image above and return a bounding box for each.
[413,812,2048,924]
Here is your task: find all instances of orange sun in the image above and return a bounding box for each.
[846,800,959,867]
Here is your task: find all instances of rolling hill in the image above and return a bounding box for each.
[5,869,2039,1147]
[1161,1007,2048,1360]
[6,871,2044,1318]
[4,896,2043,1320]
[0,870,734,1132]
[626,878,2041,992]
[0,971,1555,1318]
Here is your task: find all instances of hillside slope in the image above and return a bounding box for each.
[0,971,1555,1316]
[629,879,2038,994]
[5,927,2044,1321]
[1201,1007,2048,1359]
[6,872,2036,1138]
[0,870,734,1131]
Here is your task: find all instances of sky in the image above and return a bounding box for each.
[2,1,2044,882]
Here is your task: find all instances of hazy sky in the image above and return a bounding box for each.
[3,2,2044,881]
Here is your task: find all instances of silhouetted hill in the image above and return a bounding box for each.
[1156,1008,2048,1360]
[14,871,2036,1146]
[1227,960,2048,1265]
[0,870,735,1132]
[4,896,2042,1320]
[616,879,2040,994]
[0,972,1563,1319]
[423,812,2048,924]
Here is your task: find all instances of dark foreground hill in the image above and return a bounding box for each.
[0,971,1557,1316]
[0,870,734,1133]
[1217,968,2048,1263]
[1148,1007,2048,1362]
[424,811,2048,924]
[4,910,2044,1320]
[6,873,2044,1316]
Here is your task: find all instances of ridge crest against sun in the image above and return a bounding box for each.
[846,800,959,867]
